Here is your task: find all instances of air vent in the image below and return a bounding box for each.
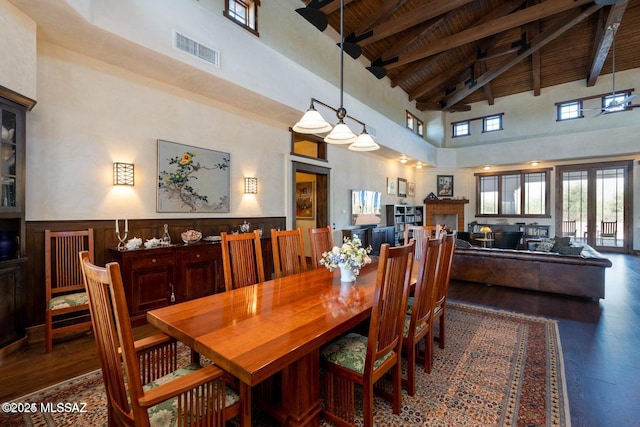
[173,31,220,67]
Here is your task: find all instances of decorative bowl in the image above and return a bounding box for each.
[181,229,202,244]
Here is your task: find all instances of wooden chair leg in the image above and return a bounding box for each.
[439,309,446,349]
[45,314,52,353]
[405,342,417,396]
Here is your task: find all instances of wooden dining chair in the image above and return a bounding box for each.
[45,228,94,353]
[79,251,241,427]
[599,220,617,245]
[320,241,415,427]
[221,230,264,291]
[404,224,440,246]
[308,225,334,269]
[403,224,429,260]
[432,231,457,352]
[402,236,442,396]
[271,228,307,278]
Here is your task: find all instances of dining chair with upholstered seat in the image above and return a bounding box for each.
[308,226,334,269]
[79,251,241,427]
[221,230,264,291]
[402,236,442,396]
[432,232,457,353]
[320,241,415,427]
[271,228,307,278]
[45,228,94,353]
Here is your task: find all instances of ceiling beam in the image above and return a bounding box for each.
[386,0,593,70]
[442,3,602,108]
[586,1,628,86]
[357,0,474,47]
[398,0,526,99]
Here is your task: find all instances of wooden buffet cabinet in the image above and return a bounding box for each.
[110,240,273,325]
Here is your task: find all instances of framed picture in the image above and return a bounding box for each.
[296,181,315,219]
[437,175,454,197]
[157,140,230,213]
[408,182,416,196]
[386,177,396,195]
[397,177,407,197]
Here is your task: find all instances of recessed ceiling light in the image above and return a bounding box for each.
[530,161,539,166]
[483,165,491,170]
[399,157,408,164]
[416,162,423,169]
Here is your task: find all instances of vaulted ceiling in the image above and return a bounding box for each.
[296,0,640,112]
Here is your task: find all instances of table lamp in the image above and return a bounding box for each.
[480,226,492,240]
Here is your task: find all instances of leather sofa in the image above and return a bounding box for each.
[450,244,612,299]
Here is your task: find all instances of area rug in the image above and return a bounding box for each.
[3,302,570,426]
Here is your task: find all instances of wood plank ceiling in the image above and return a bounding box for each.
[296,0,639,112]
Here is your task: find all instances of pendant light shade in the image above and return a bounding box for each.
[293,103,333,134]
[349,127,380,151]
[324,120,357,144]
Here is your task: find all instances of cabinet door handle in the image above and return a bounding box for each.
[196,254,200,258]
[152,258,157,263]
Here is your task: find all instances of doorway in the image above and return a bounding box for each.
[556,160,633,253]
[292,161,331,256]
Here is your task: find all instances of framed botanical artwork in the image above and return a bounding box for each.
[296,181,315,219]
[386,177,396,195]
[157,140,230,213]
[437,175,454,197]
[408,182,416,196]
[397,177,407,197]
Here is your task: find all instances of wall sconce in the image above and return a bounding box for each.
[113,162,134,186]
[244,177,258,194]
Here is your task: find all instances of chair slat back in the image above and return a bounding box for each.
[434,232,457,308]
[45,229,94,299]
[79,251,138,426]
[221,231,265,291]
[309,226,334,269]
[404,225,429,260]
[562,220,576,236]
[601,220,617,236]
[366,241,414,374]
[410,237,442,331]
[271,228,307,278]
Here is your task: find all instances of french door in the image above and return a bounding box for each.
[556,160,633,253]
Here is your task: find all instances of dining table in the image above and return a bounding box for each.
[147,258,419,427]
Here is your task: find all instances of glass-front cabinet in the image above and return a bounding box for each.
[0,100,25,260]
[2,108,18,210]
[0,88,34,354]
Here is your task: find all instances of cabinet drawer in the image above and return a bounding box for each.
[129,252,175,270]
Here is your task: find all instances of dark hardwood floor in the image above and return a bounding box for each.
[1,253,638,426]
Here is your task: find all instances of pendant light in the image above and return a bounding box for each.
[349,126,380,151]
[323,0,357,145]
[292,100,332,134]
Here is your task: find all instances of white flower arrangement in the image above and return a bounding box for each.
[319,235,372,277]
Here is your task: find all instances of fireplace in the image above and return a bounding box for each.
[423,199,469,231]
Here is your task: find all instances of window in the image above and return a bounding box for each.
[452,120,470,137]
[476,169,550,217]
[224,0,259,35]
[482,114,503,132]
[406,111,415,130]
[416,119,424,137]
[603,92,630,112]
[557,101,582,121]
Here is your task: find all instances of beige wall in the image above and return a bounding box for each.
[0,0,37,99]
